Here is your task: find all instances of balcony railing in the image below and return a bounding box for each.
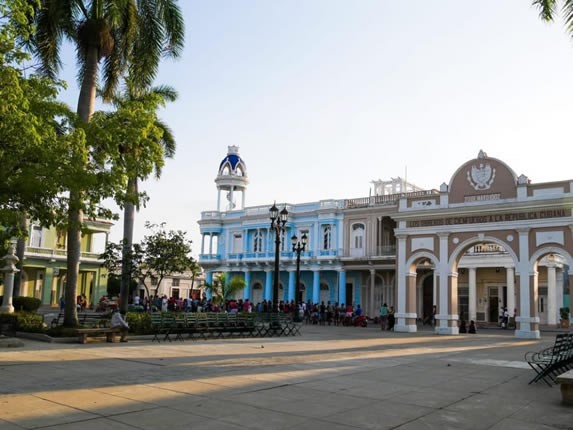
[25,247,103,261]
[344,190,439,209]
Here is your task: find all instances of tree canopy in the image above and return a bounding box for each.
[101,223,199,300]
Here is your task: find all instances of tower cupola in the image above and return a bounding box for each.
[215,145,249,211]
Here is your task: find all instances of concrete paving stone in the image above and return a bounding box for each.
[332,381,407,401]
[507,399,573,427]
[174,418,244,430]
[218,390,298,409]
[93,384,207,405]
[34,388,159,416]
[388,386,472,409]
[267,392,380,419]
[167,396,265,419]
[107,406,209,429]
[217,406,309,430]
[40,417,144,430]
[488,417,559,430]
[410,405,536,430]
[0,394,98,429]
[0,418,25,430]
[322,400,435,430]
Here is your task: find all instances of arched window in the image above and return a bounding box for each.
[253,231,263,253]
[351,223,365,257]
[322,224,331,250]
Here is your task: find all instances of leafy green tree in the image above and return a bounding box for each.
[28,0,184,326]
[205,273,246,305]
[106,84,177,314]
[0,1,79,292]
[100,223,198,304]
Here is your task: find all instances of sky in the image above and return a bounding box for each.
[54,1,573,256]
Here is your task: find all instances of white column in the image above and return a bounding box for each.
[547,264,557,326]
[217,189,221,212]
[370,268,376,317]
[241,191,246,210]
[556,267,564,319]
[506,266,515,321]
[201,234,205,255]
[436,232,452,334]
[209,234,213,255]
[469,267,477,323]
[516,228,539,339]
[433,270,438,306]
[395,234,408,331]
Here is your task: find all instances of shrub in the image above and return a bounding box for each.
[126,311,151,335]
[13,296,42,312]
[560,307,570,320]
[13,311,45,332]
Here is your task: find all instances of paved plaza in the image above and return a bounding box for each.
[0,325,571,430]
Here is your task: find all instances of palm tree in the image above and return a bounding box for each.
[30,0,184,326]
[205,274,247,305]
[533,1,573,32]
[108,83,178,313]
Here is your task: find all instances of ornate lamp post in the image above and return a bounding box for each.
[291,233,307,321]
[269,203,288,312]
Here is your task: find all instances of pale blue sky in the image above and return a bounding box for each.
[55,1,573,255]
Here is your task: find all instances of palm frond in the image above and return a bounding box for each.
[533,0,557,21]
[561,0,573,34]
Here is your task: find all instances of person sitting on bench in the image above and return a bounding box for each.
[111,310,129,342]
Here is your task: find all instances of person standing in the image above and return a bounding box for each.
[388,306,395,331]
[379,303,388,331]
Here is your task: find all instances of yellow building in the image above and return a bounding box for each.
[3,219,112,308]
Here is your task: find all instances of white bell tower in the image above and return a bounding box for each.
[215,146,249,211]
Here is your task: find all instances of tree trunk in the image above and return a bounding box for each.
[64,192,82,326]
[120,177,136,313]
[63,46,98,327]
[13,213,27,297]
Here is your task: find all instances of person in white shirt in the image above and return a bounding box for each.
[110,310,129,342]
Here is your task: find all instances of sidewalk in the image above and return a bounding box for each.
[0,324,570,429]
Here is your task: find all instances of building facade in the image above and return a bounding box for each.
[198,148,572,339]
[0,219,111,308]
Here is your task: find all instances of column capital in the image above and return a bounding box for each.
[437,232,450,239]
[370,268,376,275]
[516,227,530,234]
[395,233,408,240]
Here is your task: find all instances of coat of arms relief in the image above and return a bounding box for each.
[466,150,496,190]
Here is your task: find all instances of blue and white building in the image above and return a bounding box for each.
[199,147,573,338]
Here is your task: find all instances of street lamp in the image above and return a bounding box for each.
[270,202,288,312]
[291,233,307,320]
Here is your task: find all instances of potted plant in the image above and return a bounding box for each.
[559,307,570,328]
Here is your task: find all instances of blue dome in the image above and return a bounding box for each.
[219,154,243,171]
[218,146,247,176]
